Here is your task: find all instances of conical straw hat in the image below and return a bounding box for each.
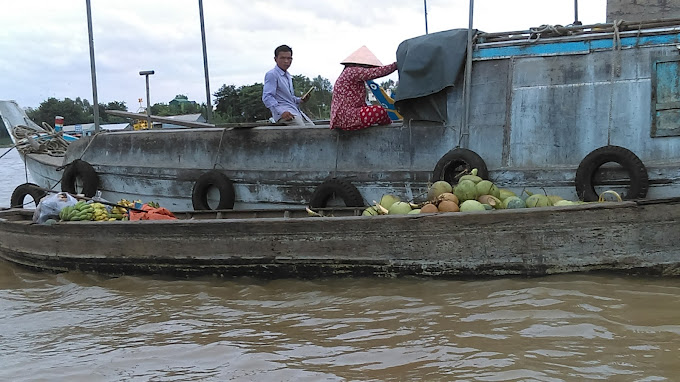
[340,45,383,67]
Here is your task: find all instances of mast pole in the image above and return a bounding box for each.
[198,0,212,123]
[85,0,100,132]
[461,0,474,148]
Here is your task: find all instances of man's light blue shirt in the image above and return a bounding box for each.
[262,65,301,121]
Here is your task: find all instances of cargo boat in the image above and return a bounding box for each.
[0,198,678,278]
[4,18,680,211]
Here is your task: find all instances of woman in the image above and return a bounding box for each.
[330,46,398,131]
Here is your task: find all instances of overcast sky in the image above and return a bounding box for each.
[1,0,606,112]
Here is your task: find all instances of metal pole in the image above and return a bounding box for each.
[198,0,212,123]
[140,71,154,129]
[461,0,474,148]
[424,0,429,34]
[85,0,100,133]
[573,0,581,25]
[145,76,151,128]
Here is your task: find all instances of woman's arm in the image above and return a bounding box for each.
[351,62,398,81]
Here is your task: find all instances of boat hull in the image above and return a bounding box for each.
[1,200,678,278]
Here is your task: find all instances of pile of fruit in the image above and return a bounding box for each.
[57,198,160,222]
[363,169,590,216]
[59,201,95,221]
[59,200,126,222]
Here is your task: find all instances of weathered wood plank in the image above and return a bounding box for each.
[0,200,678,278]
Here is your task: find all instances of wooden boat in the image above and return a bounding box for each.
[1,198,679,278]
[4,18,680,212]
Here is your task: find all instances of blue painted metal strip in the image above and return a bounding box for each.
[474,31,680,59]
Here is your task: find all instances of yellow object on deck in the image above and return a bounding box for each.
[133,120,149,130]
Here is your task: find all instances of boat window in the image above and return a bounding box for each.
[651,57,680,137]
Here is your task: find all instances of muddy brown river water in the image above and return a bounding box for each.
[1,263,679,381]
[1,149,679,381]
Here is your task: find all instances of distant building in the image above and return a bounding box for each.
[156,113,206,129]
[169,96,198,112]
[62,122,132,137]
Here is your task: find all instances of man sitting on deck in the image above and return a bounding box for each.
[262,44,314,126]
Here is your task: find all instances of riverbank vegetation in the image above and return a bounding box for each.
[19,75,396,126]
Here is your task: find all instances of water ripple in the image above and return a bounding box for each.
[0,255,679,380]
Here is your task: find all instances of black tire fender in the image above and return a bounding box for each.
[433,148,489,184]
[10,183,47,208]
[309,179,364,208]
[61,159,99,197]
[191,171,235,210]
[575,145,649,202]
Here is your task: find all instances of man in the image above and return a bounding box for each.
[262,45,313,126]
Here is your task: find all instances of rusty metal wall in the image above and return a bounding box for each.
[607,0,680,22]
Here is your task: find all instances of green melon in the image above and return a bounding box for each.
[503,196,526,209]
[475,180,500,199]
[427,181,453,202]
[379,194,400,210]
[499,189,516,201]
[388,201,412,215]
[459,200,487,212]
[525,194,552,208]
[454,179,478,202]
[459,174,483,184]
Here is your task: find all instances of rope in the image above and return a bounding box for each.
[8,122,103,194]
[11,124,69,157]
[611,19,623,78]
[612,19,623,51]
[528,24,572,43]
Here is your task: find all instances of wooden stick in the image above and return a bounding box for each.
[0,145,17,160]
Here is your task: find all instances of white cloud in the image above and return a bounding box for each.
[0,0,606,114]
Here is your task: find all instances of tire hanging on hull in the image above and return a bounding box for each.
[10,183,47,208]
[575,145,649,202]
[191,171,235,210]
[61,159,99,197]
[309,179,364,209]
[433,148,489,184]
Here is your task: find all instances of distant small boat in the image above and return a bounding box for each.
[1,198,678,278]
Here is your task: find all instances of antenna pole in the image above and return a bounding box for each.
[424,0,429,34]
[574,0,581,25]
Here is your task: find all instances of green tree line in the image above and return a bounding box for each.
[24,74,395,126]
[26,97,129,127]
[212,74,333,123]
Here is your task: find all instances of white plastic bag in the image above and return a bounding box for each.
[32,192,78,224]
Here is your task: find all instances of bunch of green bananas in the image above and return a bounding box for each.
[59,201,94,221]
